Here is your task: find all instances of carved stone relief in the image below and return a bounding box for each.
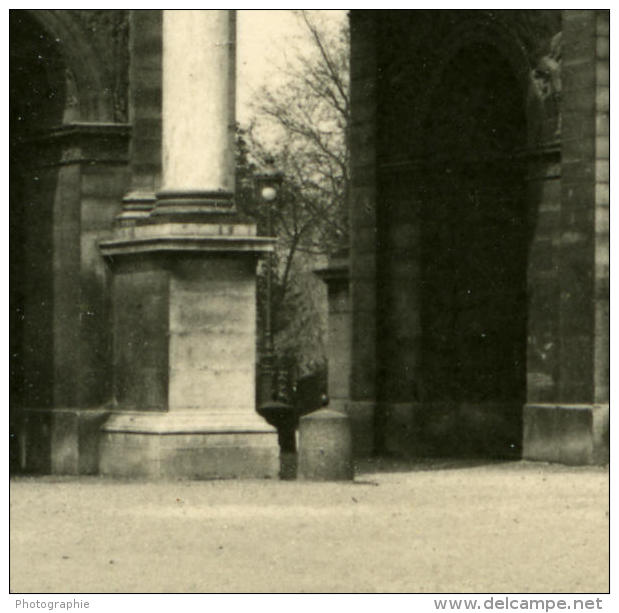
[528,32,562,144]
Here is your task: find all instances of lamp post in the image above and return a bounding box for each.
[255,157,283,404]
[255,158,298,479]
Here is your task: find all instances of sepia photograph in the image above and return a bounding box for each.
[8,6,610,603]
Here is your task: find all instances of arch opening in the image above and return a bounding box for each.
[419,42,528,456]
[10,12,68,469]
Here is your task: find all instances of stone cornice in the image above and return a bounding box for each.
[378,140,561,175]
[99,222,275,258]
[100,235,275,257]
[12,122,131,167]
[514,140,561,159]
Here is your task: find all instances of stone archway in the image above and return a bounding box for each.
[418,41,528,456]
[23,9,117,121]
[10,11,130,474]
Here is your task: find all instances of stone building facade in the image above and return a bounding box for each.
[9,9,608,476]
[337,9,609,464]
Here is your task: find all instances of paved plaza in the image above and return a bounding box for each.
[10,460,609,593]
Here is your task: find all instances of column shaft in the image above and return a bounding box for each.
[155,10,236,215]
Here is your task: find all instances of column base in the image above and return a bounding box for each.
[151,189,236,220]
[523,403,609,465]
[99,411,279,479]
[116,191,156,225]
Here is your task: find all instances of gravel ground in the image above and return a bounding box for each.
[10,459,609,594]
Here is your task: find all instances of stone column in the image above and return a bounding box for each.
[153,9,236,217]
[99,9,279,479]
[348,11,378,454]
[117,10,163,224]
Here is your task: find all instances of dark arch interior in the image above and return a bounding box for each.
[419,43,528,455]
[10,12,67,134]
[10,12,67,468]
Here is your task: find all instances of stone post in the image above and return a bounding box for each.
[316,253,372,457]
[298,409,354,481]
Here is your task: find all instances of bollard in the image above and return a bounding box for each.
[298,408,353,481]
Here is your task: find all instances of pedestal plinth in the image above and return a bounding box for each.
[523,403,609,465]
[99,223,279,479]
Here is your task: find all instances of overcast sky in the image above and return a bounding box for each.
[236,9,347,126]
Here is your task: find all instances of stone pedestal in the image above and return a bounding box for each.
[99,411,277,479]
[99,223,279,478]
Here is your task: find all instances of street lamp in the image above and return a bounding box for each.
[255,158,298,479]
[255,156,283,404]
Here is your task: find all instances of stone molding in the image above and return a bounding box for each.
[117,191,157,225]
[101,410,276,435]
[151,189,236,218]
[99,223,274,258]
[13,121,131,167]
[314,256,350,283]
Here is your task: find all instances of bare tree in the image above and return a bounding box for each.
[250,10,349,276]
[241,11,350,382]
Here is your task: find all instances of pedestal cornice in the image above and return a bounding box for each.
[99,223,275,258]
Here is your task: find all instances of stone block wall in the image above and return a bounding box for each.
[110,253,259,414]
[168,257,257,412]
[593,12,610,407]
[376,168,422,406]
[558,10,609,405]
[113,257,170,410]
[526,151,562,403]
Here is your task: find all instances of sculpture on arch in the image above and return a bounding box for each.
[529,32,562,140]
